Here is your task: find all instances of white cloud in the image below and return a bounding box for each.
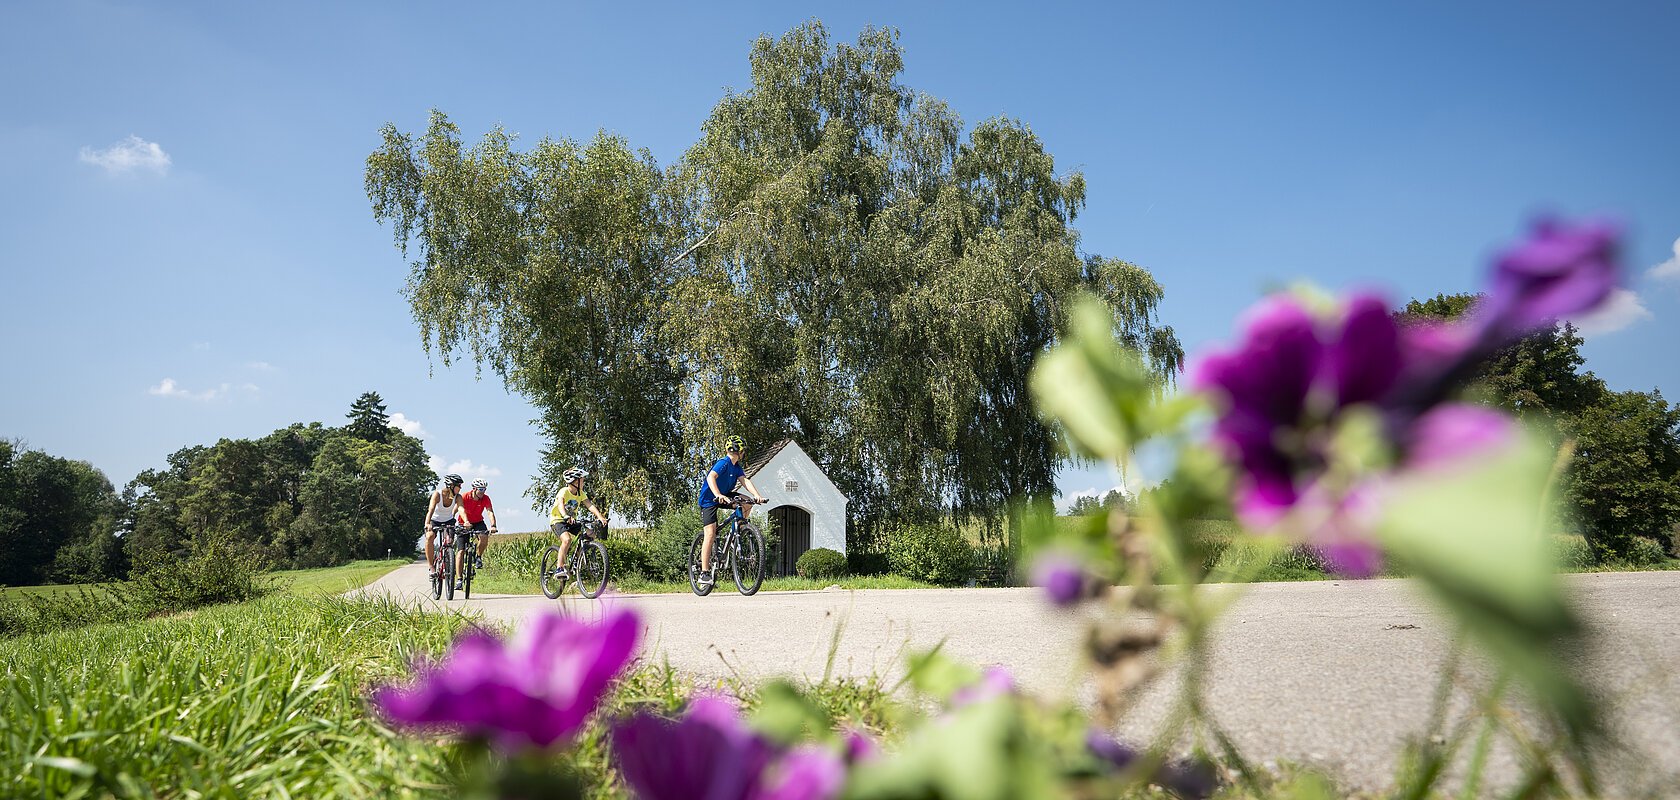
[447,459,502,480]
[147,378,258,402]
[80,135,171,174]
[192,342,211,351]
[426,455,502,481]
[1649,237,1680,282]
[1568,288,1652,336]
[246,360,276,371]
[389,412,427,438]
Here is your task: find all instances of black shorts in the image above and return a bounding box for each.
[465,520,489,533]
[700,493,749,527]
[551,520,583,536]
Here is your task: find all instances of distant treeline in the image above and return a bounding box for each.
[1,392,432,587]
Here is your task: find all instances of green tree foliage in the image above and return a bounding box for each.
[1560,388,1680,559]
[1400,293,1680,559]
[124,398,434,570]
[1067,494,1101,516]
[0,441,122,586]
[346,391,392,443]
[1400,293,1600,420]
[365,22,1182,539]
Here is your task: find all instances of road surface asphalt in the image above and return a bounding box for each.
[352,565,1680,796]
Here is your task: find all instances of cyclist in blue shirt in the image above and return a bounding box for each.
[697,435,767,590]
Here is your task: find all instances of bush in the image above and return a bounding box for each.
[1553,534,1596,570]
[645,507,702,581]
[885,522,973,586]
[603,536,655,580]
[126,529,275,615]
[795,548,847,580]
[0,584,138,638]
[1628,536,1667,566]
[847,549,890,576]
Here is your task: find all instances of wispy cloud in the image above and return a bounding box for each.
[148,378,258,402]
[390,412,427,438]
[425,454,502,481]
[246,360,276,371]
[1568,287,1652,336]
[1649,236,1680,282]
[80,135,171,175]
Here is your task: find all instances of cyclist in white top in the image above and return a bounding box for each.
[422,473,464,578]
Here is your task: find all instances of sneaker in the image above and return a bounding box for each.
[474,555,484,569]
[454,580,464,592]
[697,570,715,589]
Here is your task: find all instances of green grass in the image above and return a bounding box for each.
[277,559,411,595]
[0,591,902,799]
[0,593,472,798]
[2,559,409,600]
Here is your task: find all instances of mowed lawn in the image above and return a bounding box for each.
[2,559,411,600]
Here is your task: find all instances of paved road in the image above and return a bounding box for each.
[353,566,1680,795]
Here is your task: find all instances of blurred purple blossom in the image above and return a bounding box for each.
[611,696,844,800]
[1031,552,1088,607]
[842,728,879,764]
[951,666,1016,708]
[1086,730,1218,799]
[1480,218,1620,339]
[1189,219,1622,574]
[371,609,639,752]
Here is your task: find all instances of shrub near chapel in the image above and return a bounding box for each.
[794,548,846,580]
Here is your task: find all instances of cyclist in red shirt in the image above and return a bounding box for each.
[453,478,499,591]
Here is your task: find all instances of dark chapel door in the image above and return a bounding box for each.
[769,505,812,577]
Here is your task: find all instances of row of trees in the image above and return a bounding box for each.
[1401,294,1680,559]
[364,22,1183,548]
[1,393,434,587]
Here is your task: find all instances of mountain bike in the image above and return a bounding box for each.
[540,520,610,599]
[454,526,482,600]
[430,522,459,601]
[688,496,765,597]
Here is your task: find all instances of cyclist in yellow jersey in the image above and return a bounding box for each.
[549,467,608,582]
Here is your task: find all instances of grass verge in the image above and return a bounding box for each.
[0,592,900,799]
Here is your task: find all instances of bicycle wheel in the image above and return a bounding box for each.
[576,540,609,599]
[430,559,442,600]
[539,546,564,600]
[687,532,713,597]
[443,548,456,601]
[732,522,765,597]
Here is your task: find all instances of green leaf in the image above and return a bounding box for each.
[901,647,982,703]
[1377,431,1592,734]
[749,680,833,747]
[1031,298,1162,461]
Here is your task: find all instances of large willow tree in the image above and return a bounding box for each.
[367,22,1180,536]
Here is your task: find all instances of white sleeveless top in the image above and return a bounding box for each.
[430,490,459,523]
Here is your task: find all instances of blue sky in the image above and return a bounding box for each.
[3,1,1677,528]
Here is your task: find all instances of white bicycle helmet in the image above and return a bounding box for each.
[563,467,588,483]
[471,478,488,491]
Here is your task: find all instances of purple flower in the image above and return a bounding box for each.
[1031,552,1088,607]
[1404,403,1518,470]
[1192,292,1407,527]
[842,728,878,764]
[950,666,1016,708]
[611,696,844,800]
[1480,218,1620,338]
[372,609,640,752]
[1086,731,1218,799]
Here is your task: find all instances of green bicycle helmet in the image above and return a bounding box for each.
[724,435,745,453]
